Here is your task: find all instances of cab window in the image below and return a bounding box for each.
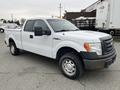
[24,20,35,32]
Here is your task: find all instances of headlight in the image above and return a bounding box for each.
[84,42,102,55]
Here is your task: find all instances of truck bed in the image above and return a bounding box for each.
[5,28,22,49]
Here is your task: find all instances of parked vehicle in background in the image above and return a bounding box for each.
[70,0,120,36]
[73,17,96,30]
[0,23,19,33]
[0,24,6,33]
[96,0,120,35]
[5,18,116,79]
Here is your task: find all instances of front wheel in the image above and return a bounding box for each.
[9,42,20,55]
[59,52,84,79]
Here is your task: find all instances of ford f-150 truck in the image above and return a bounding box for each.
[5,18,116,79]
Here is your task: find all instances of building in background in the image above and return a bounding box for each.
[63,0,102,30]
[64,0,101,21]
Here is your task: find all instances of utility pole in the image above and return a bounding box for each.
[59,3,62,18]
[11,14,13,21]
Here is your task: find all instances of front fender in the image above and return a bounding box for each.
[52,41,86,59]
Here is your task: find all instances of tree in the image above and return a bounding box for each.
[14,20,20,25]
[0,19,7,23]
[20,18,26,25]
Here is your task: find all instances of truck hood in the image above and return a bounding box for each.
[55,30,111,42]
[64,31,110,38]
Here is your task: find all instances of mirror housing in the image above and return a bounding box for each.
[44,30,51,35]
[34,27,51,36]
[34,27,43,36]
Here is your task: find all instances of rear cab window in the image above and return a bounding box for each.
[24,20,35,32]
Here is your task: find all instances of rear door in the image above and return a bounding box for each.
[22,20,35,52]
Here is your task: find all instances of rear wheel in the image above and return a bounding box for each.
[59,52,84,79]
[9,42,20,55]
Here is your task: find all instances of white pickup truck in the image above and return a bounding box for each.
[5,18,116,79]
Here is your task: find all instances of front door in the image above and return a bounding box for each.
[32,20,53,57]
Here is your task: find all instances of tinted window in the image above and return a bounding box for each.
[34,20,50,31]
[24,20,35,32]
[47,19,78,32]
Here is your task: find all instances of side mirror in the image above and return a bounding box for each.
[34,26,51,36]
[44,30,51,35]
[34,27,43,36]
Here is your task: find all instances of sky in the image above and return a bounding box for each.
[0,0,98,19]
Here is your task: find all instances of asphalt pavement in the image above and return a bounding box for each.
[0,33,120,90]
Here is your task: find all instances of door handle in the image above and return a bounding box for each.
[30,35,33,39]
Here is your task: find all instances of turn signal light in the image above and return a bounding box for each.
[84,43,91,52]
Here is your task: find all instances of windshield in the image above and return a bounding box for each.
[47,19,79,32]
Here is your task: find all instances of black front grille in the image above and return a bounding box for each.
[101,37,114,55]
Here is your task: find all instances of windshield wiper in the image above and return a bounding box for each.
[56,29,80,32]
[75,29,80,31]
[56,30,70,32]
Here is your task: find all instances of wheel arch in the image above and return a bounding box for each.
[56,47,85,68]
[9,38,16,46]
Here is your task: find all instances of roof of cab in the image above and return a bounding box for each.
[27,17,63,21]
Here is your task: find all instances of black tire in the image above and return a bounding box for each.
[0,29,4,33]
[110,30,115,36]
[59,52,84,79]
[9,42,20,56]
